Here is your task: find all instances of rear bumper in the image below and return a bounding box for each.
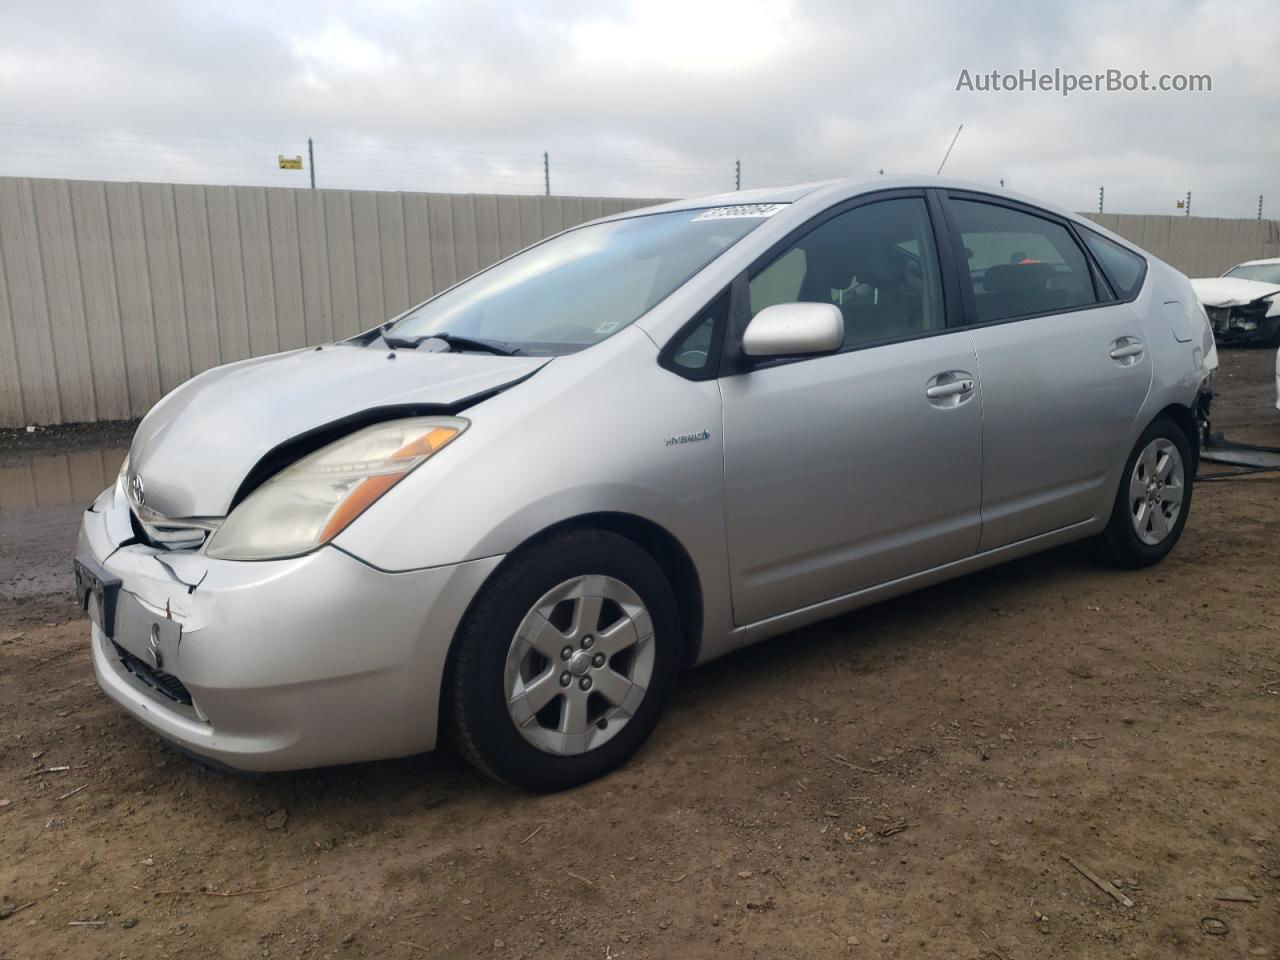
[79,488,502,772]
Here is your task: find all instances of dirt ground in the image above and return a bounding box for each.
[2,350,1278,960]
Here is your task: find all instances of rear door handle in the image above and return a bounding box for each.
[925,371,976,406]
[1109,337,1144,362]
[926,380,973,399]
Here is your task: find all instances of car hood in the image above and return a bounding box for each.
[1190,277,1280,308]
[128,344,550,517]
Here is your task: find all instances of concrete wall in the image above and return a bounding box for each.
[0,177,658,427]
[1,175,1277,427]
[1083,212,1280,278]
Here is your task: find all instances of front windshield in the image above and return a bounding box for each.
[384,207,779,354]
[1225,263,1280,285]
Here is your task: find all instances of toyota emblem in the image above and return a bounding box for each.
[129,472,145,507]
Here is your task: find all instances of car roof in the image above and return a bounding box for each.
[606,175,1151,343]
[601,175,1087,227]
[1229,258,1280,268]
[622,179,841,212]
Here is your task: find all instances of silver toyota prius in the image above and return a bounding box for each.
[76,177,1214,791]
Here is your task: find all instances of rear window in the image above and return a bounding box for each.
[1081,229,1147,299]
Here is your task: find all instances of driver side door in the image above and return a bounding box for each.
[718,193,984,625]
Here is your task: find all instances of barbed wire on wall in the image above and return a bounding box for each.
[0,122,1268,221]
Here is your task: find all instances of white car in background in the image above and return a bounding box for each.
[1191,258,1280,348]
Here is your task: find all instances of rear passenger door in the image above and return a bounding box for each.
[938,192,1152,550]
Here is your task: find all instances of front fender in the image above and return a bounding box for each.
[331,329,739,663]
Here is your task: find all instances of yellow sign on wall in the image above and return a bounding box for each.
[278,155,303,170]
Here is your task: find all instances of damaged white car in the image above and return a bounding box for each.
[1191,258,1280,347]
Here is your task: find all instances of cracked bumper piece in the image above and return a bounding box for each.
[78,496,502,772]
[1205,304,1280,344]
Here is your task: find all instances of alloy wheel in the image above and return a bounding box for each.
[503,574,655,756]
[1128,437,1184,546]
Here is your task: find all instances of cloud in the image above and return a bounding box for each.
[290,21,398,87]
[0,0,1273,216]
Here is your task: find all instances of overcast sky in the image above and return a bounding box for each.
[0,0,1274,217]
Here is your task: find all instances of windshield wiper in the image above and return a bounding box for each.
[383,332,523,356]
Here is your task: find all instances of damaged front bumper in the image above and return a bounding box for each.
[1203,301,1280,346]
[77,484,501,772]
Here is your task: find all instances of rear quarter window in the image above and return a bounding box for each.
[1080,229,1147,299]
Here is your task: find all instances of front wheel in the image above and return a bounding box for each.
[1091,416,1194,568]
[447,529,681,792]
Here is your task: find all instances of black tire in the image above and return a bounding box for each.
[1091,415,1195,568]
[446,529,681,792]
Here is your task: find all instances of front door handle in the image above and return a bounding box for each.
[925,371,976,407]
[926,380,973,399]
[1109,337,1145,364]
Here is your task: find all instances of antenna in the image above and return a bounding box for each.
[936,124,963,176]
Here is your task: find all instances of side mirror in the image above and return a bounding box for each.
[742,302,844,358]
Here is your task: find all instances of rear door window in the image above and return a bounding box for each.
[948,200,1098,324]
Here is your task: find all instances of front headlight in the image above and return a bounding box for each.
[206,416,467,560]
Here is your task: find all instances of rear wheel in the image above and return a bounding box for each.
[447,529,680,792]
[1092,416,1193,567]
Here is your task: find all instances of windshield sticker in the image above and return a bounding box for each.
[594,321,621,335]
[692,203,787,221]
